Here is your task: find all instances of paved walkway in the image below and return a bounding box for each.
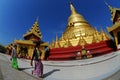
[0,67,4,80]
[1,51,120,80]
[0,53,42,80]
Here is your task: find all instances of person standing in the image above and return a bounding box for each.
[11,44,18,69]
[30,43,43,78]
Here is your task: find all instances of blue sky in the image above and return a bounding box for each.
[0,0,120,46]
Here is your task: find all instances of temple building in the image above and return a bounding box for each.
[14,18,48,60]
[48,3,116,60]
[106,3,120,49]
[5,2,119,61]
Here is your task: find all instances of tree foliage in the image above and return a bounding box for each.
[0,44,6,53]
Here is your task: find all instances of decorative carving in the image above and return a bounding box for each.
[23,18,42,41]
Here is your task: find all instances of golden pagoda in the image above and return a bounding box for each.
[14,18,48,60]
[48,3,115,60]
[106,2,120,49]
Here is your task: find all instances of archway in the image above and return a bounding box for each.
[19,46,28,58]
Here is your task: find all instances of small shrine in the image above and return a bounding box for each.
[106,3,120,49]
[14,18,48,60]
[48,3,116,60]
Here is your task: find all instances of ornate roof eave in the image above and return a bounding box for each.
[14,39,34,45]
[23,31,41,39]
[14,39,48,47]
[40,42,49,47]
[107,22,120,32]
[111,9,120,21]
[105,2,120,22]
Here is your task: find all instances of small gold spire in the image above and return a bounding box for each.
[54,34,61,48]
[104,1,112,9]
[50,39,55,49]
[36,16,39,22]
[56,34,59,42]
[104,1,113,14]
[70,2,77,14]
[61,32,64,40]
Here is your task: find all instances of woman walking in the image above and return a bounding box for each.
[11,44,18,69]
[30,43,43,78]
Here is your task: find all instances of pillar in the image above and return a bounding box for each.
[113,30,118,48]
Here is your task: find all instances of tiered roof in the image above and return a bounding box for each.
[23,18,42,40]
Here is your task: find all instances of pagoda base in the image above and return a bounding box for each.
[48,40,116,60]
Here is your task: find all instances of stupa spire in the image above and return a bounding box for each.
[68,2,87,26]
[56,34,59,42]
[61,2,96,43]
[70,2,77,14]
[104,1,113,14]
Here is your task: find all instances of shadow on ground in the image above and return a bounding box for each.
[43,69,60,78]
[18,67,33,71]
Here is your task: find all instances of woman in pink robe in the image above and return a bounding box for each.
[30,43,43,78]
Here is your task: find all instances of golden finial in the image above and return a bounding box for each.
[51,39,55,48]
[36,16,39,22]
[54,35,60,48]
[104,1,113,14]
[34,16,39,24]
[104,1,112,9]
[69,2,77,14]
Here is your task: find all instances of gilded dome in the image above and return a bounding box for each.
[64,3,95,39]
[50,3,110,49]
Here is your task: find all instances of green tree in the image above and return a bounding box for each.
[0,44,6,53]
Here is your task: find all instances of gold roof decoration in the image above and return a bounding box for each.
[23,17,42,40]
[78,35,86,46]
[54,35,61,48]
[106,2,120,33]
[105,2,120,23]
[14,39,34,45]
[60,32,65,41]
[64,3,96,39]
[108,22,120,32]
[64,39,72,48]
[100,28,110,41]
[68,2,87,25]
[50,40,55,49]
[49,2,111,49]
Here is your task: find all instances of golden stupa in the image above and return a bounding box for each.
[48,3,115,60]
[50,3,110,48]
